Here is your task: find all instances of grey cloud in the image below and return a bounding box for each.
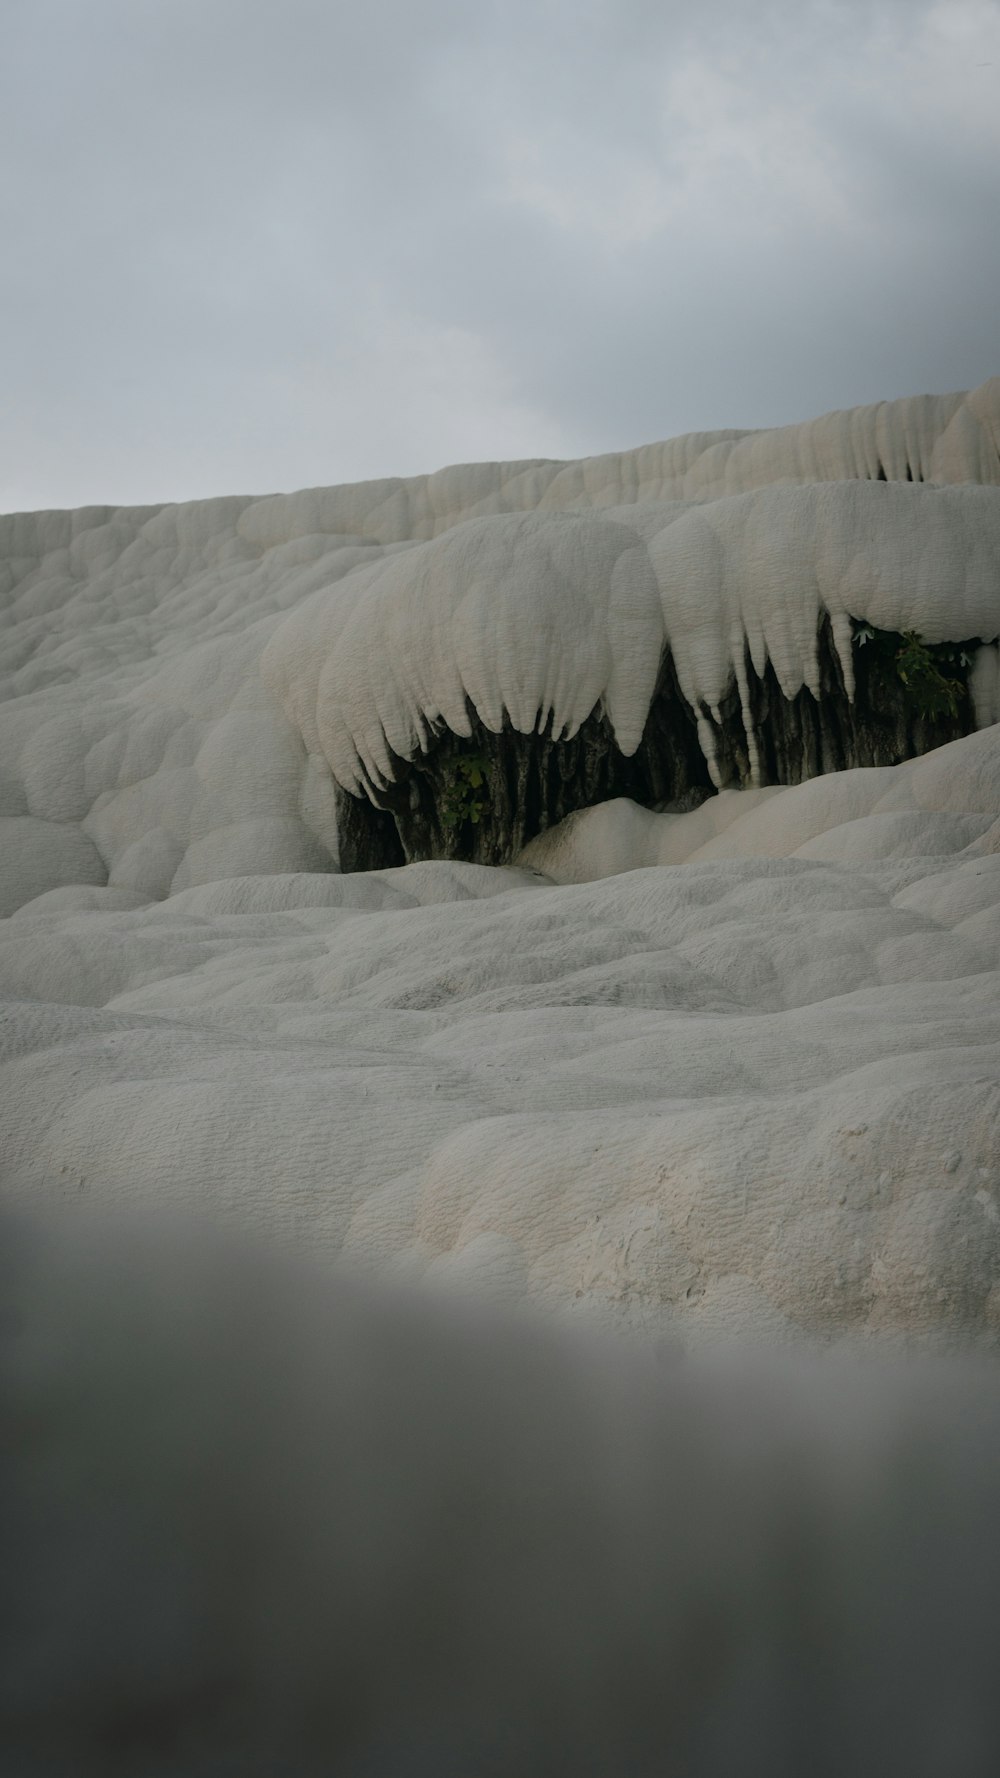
[1,0,997,509]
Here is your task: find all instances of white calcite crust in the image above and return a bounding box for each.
[2,830,999,1346]
[263,481,1000,796]
[1,381,1000,1350]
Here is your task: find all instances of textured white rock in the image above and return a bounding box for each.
[521,728,1000,882]
[2,381,1000,1352]
[2,791,1000,1344]
[0,814,107,915]
[263,482,1000,795]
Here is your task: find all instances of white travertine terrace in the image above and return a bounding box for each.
[6,378,1000,1770]
[1,378,1000,1357]
[255,376,1000,795]
[262,480,1000,796]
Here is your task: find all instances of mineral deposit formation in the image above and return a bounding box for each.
[1,379,999,1352]
[4,377,1000,1772]
[261,381,1000,869]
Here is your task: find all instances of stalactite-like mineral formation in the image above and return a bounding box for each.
[333,619,984,870]
[261,454,1000,873]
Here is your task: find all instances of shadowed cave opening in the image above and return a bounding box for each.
[335,619,981,872]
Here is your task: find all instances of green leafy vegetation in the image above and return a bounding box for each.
[439,750,490,830]
[852,623,970,721]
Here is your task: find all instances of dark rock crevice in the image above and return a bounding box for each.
[335,619,980,872]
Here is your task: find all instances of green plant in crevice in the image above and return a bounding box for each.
[853,623,970,721]
[438,750,490,831]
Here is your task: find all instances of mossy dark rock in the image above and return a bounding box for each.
[335,621,981,873]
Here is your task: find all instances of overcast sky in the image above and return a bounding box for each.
[2,0,998,513]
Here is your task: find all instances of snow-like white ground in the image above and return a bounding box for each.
[2,382,999,1352]
[5,384,1000,1774]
